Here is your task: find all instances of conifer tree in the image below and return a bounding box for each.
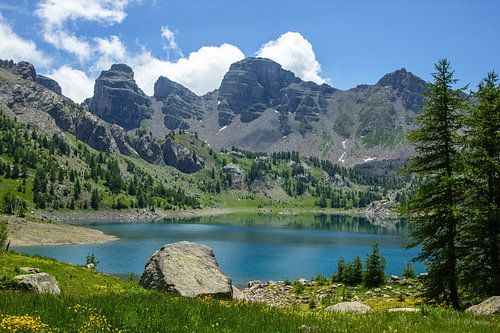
[462,72,500,297]
[364,243,386,287]
[402,59,466,309]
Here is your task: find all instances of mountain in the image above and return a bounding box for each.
[86,57,427,165]
[0,60,203,174]
[0,58,414,215]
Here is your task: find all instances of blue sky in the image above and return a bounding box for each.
[0,0,498,102]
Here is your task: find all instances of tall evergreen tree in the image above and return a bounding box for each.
[462,72,500,297]
[402,59,466,309]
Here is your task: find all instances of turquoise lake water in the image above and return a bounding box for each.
[15,213,422,287]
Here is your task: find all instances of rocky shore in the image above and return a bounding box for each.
[239,276,424,309]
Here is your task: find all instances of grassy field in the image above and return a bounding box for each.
[0,252,499,332]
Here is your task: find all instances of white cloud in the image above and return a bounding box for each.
[35,0,128,61]
[129,43,244,96]
[257,32,326,84]
[43,30,92,62]
[36,0,128,28]
[161,26,182,58]
[0,15,50,67]
[46,65,94,102]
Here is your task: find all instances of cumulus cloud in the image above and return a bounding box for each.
[257,32,326,84]
[0,15,50,67]
[35,0,128,61]
[130,43,244,96]
[46,65,94,102]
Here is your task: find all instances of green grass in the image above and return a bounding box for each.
[0,252,498,332]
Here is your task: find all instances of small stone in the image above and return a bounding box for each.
[325,301,373,314]
[18,267,40,274]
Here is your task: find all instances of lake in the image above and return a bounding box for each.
[15,213,422,287]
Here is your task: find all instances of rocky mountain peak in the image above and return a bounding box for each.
[217,57,301,126]
[88,64,153,130]
[153,76,203,130]
[376,68,427,93]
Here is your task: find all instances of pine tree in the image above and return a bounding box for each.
[402,59,466,309]
[364,243,386,287]
[462,72,500,297]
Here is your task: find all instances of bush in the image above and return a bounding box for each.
[402,261,416,279]
[364,243,386,287]
[0,275,18,290]
[0,220,7,250]
[85,253,100,267]
[342,256,363,286]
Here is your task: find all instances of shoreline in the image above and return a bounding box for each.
[3,215,119,247]
[41,207,399,224]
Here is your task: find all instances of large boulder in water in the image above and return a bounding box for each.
[15,273,61,294]
[466,296,500,315]
[325,301,373,314]
[139,241,233,298]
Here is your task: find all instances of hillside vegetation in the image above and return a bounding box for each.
[0,252,498,333]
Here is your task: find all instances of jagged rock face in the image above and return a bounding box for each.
[162,137,204,173]
[89,64,153,130]
[217,57,300,126]
[216,57,336,129]
[376,68,428,113]
[140,241,233,298]
[36,75,62,95]
[134,136,163,164]
[154,76,204,130]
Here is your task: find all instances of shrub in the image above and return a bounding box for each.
[85,253,100,268]
[402,261,416,279]
[342,256,363,286]
[0,220,7,250]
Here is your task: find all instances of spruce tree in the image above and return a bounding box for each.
[462,72,500,297]
[402,59,466,309]
[364,243,386,287]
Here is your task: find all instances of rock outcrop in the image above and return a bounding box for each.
[15,272,61,294]
[325,301,373,314]
[222,163,244,189]
[140,241,233,298]
[88,64,153,130]
[154,76,204,130]
[162,137,204,173]
[36,75,62,95]
[466,296,500,315]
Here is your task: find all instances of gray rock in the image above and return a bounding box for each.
[135,136,163,164]
[162,137,204,173]
[232,286,247,301]
[154,76,204,130]
[18,267,41,274]
[36,75,62,95]
[222,163,244,189]
[140,241,232,298]
[15,273,61,294]
[398,278,408,286]
[88,64,153,130]
[465,296,500,316]
[325,301,373,314]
